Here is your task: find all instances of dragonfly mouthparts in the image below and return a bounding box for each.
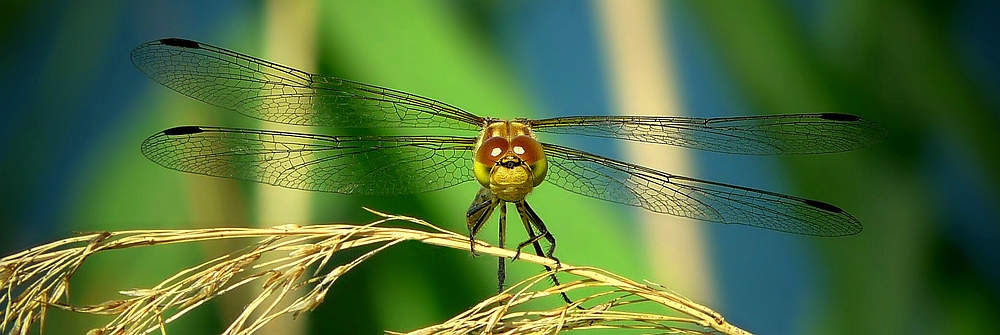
[498,157,523,168]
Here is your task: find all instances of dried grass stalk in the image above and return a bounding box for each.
[0,209,750,335]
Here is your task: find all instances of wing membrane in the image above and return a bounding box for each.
[141,126,476,195]
[131,38,484,130]
[531,113,885,155]
[541,143,862,236]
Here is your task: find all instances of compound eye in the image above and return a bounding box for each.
[510,135,544,164]
[475,136,509,165]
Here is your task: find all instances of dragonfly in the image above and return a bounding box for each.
[132,38,885,299]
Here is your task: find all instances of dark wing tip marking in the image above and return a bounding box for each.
[802,199,844,213]
[158,38,201,49]
[819,113,861,122]
[162,126,204,135]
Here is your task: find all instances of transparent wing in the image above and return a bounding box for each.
[141,126,476,195]
[531,113,885,155]
[541,143,862,236]
[131,38,484,130]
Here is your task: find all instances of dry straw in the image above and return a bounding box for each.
[0,209,750,335]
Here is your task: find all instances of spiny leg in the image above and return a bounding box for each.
[515,205,549,264]
[514,201,573,305]
[466,188,509,294]
[512,228,546,261]
[466,188,499,256]
[517,201,559,264]
[497,202,507,294]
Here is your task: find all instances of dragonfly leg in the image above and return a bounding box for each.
[514,201,573,305]
[466,188,499,257]
[515,211,549,266]
[512,229,546,261]
[497,202,507,294]
[519,200,559,262]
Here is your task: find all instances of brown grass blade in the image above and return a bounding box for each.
[0,209,750,335]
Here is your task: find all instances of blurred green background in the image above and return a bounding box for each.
[2,1,998,334]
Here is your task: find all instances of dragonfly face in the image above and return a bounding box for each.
[132,38,886,299]
[473,120,548,201]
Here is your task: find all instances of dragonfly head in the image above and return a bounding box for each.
[474,131,548,201]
